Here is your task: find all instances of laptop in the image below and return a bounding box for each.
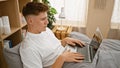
[65,27,103,62]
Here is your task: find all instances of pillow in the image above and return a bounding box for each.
[3,43,23,68]
[69,31,91,43]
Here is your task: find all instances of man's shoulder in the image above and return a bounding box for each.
[46,27,52,32]
[45,27,54,35]
[20,38,36,50]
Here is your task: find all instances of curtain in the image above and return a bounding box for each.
[110,0,120,39]
[111,0,120,24]
[111,0,120,28]
[49,0,88,27]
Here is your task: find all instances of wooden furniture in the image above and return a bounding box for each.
[0,0,32,68]
[52,25,73,40]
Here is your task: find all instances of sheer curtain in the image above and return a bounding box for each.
[110,0,120,39]
[49,0,88,27]
[111,0,120,24]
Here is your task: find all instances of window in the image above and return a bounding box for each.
[49,0,88,27]
[111,0,120,29]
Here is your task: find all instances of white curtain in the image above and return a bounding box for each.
[111,0,120,24]
[110,0,120,39]
[49,0,88,27]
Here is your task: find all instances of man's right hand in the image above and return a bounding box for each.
[60,50,84,63]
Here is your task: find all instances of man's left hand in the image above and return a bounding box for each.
[61,37,85,47]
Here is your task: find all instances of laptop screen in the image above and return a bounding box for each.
[90,27,103,50]
[89,27,103,60]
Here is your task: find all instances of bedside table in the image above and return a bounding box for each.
[52,25,72,40]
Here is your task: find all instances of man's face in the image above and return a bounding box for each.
[28,12,48,33]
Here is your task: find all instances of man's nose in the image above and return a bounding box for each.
[45,19,49,25]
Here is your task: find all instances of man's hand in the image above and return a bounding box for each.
[61,37,85,47]
[60,50,84,63]
[52,50,84,68]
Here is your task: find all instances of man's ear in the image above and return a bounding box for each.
[26,16,33,25]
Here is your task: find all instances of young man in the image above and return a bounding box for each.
[20,2,85,68]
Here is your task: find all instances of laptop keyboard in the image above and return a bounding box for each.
[65,44,90,62]
[65,45,77,52]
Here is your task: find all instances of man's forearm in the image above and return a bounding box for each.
[52,55,65,68]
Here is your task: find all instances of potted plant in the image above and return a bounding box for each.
[33,0,57,29]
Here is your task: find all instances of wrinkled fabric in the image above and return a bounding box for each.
[94,39,120,68]
[63,32,120,68]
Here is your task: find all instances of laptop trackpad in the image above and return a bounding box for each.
[65,45,91,62]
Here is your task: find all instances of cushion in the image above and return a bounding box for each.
[69,31,91,42]
[3,43,23,68]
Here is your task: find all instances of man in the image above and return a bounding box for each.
[20,2,85,68]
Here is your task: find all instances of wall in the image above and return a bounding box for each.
[107,28,120,40]
[86,0,114,38]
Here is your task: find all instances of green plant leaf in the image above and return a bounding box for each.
[42,0,57,29]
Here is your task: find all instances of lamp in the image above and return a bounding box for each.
[57,7,66,30]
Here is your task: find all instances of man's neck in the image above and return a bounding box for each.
[27,27,41,34]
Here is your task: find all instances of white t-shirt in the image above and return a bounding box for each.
[20,28,65,68]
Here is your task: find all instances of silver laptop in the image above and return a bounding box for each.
[65,27,103,62]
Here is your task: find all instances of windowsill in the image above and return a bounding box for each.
[53,20,86,28]
[111,23,120,29]
[53,21,120,30]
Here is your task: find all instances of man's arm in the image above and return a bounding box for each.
[52,55,65,68]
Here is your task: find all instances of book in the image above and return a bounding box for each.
[4,40,12,48]
[0,17,4,35]
[2,16,11,35]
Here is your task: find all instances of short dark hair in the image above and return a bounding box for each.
[22,2,49,17]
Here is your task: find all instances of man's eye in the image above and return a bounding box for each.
[41,17,47,20]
